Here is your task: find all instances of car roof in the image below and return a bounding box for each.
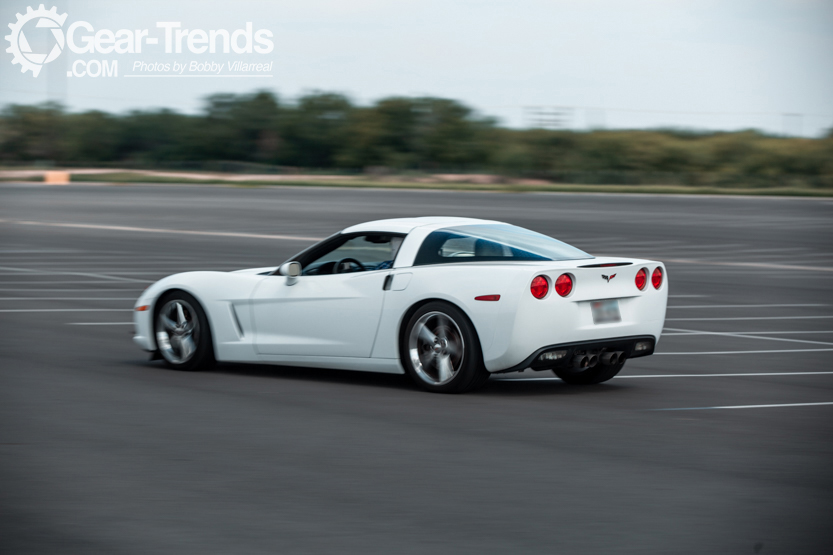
[342,217,503,235]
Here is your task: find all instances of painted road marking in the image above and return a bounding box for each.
[662,330,833,336]
[0,266,151,283]
[5,220,323,242]
[650,402,833,411]
[667,304,827,309]
[0,288,144,292]
[494,371,833,382]
[654,348,833,355]
[0,280,152,285]
[67,322,134,325]
[666,316,833,321]
[0,297,135,301]
[663,258,833,273]
[0,309,133,313]
[664,327,833,347]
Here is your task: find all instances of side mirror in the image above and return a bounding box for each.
[279,261,301,285]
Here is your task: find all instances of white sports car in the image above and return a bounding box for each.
[134,217,667,393]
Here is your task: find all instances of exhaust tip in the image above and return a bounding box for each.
[587,355,599,368]
[572,355,589,369]
[601,352,619,366]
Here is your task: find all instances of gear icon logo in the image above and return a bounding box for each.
[5,4,68,77]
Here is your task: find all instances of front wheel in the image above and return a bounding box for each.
[154,291,214,371]
[554,360,625,385]
[401,302,490,393]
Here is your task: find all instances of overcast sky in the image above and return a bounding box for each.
[1,0,831,136]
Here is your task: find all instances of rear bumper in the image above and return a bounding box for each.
[494,334,656,374]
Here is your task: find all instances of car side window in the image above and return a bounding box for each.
[413,229,551,266]
[302,234,404,275]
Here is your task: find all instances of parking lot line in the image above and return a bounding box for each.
[0,309,133,313]
[655,348,833,355]
[650,402,833,411]
[0,288,143,292]
[666,315,833,321]
[663,330,833,336]
[663,258,833,273]
[494,371,833,382]
[0,266,152,283]
[0,280,150,285]
[0,297,136,301]
[668,303,827,309]
[67,322,134,325]
[663,327,833,347]
[9,220,323,242]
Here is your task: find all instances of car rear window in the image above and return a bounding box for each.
[413,224,592,266]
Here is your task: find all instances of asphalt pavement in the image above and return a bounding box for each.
[1,183,832,554]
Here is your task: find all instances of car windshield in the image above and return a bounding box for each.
[413,224,592,266]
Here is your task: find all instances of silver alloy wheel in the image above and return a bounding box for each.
[408,311,465,386]
[156,299,200,365]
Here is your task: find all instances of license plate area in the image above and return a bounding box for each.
[591,299,621,324]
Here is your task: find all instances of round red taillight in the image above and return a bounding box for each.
[555,273,573,297]
[530,275,549,299]
[635,268,648,291]
[651,267,663,289]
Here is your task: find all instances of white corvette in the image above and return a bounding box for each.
[134,217,667,393]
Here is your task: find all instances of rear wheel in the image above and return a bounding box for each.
[154,291,214,371]
[554,360,625,385]
[401,302,490,393]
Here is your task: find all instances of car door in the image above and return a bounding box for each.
[251,233,402,358]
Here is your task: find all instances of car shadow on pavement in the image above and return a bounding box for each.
[209,361,415,391]
[483,377,628,397]
[131,358,626,397]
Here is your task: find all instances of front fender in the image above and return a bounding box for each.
[133,271,265,357]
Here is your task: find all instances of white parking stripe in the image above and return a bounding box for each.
[494,371,833,382]
[0,309,132,313]
[650,402,833,411]
[666,316,833,321]
[668,304,827,309]
[0,297,135,301]
[8,220,323,242]
[663,258,833,273]
[0,288,143,292]
[655,348,833,355]
[67,322,134,325]
[0,266,152,283]
[0,280,150,285]
[663,327,833,347]
[619,372,833,379]
[666,330,833,335]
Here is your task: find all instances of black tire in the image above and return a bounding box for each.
[554,360,625,385]
[154,291,215,372]
[400,301,490,393]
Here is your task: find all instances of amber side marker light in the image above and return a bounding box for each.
[135,305,149,311]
